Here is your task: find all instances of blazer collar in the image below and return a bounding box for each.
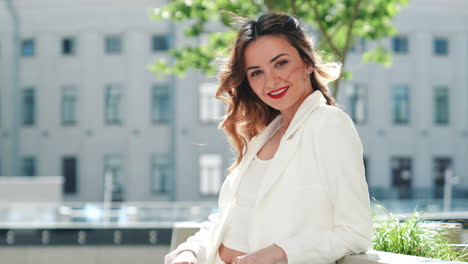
[284,89,327,139]
[250,90,326,144]
[228,90,326,207]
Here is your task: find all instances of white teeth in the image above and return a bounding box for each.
[270,87,288,95]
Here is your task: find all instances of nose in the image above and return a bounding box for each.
[264,70,281,90]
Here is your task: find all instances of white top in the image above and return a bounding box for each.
[221,154,271,253]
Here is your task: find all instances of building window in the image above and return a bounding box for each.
[62,37,76,55]
[347,83,367,124]
[104,154,124,202]
[433,37,448,56]
[200,83,223,123]
[392,84,410,124]
[105,35,122,54]
[433,157,452,198]
[391,156,412,199]
[199,154,222,195]
[22,39,35,57]
[151,154,172,194]
[22,156,36,176]
[151,84,171,123]
[23,87,36,126]
[61,85,78,125]
[350,37,366,53]
[62,156,77,194]
[434,86,449,125]
[105,84,123,125]
[151,34,169,52]
[392,35,408,54]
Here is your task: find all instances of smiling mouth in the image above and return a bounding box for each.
[268,86,289,99]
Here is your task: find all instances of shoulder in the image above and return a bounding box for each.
[303,103,354,133]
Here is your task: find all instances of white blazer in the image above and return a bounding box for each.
[165,90,374,264]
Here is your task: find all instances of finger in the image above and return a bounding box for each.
[233,256,242,264]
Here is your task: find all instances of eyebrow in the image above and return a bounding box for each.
[246,53,289,71]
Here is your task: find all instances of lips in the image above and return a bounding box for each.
[267,86,289,99]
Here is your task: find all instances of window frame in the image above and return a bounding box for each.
[150,153,172,195]
[433,85,449,125]
[61,37,77,56]
[390,156,413,199]
[199,82,223,124]
[21,38,35,57]
[104,35,123,54]
[22,87,36,126]
[392,35,409,54]
[62,156,78,194]
[347,83,368,125]
[199,153,222,196]
[21,156,37,177]
[392,84,410,125]
[151,84,171,124]
[103,154,125,202]
[151,34,170,52]
[433,37,449,56]
[104,84,123,125]
[61,85,78,126]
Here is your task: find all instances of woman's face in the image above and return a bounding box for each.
[244,34,313,115]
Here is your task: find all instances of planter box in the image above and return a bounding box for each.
[337,249,467,264]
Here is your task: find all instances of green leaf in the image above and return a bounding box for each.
[148,0,411,98]
[362,46,392,67]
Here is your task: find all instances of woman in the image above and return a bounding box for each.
[165,12,373,264]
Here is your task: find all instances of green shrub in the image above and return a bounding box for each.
[370,198,468,262]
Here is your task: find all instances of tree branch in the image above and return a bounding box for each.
[311,3,342,59]
[342,0,364,64]
[291,0,298,17]
[333,0,364,98]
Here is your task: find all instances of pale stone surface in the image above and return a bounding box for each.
[0,246,169,264]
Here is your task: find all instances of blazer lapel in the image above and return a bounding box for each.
[227,115,284,202]
[225,90,326,209]
[254,90,326,207]
[254,133,301,208]
[207,115,284,263]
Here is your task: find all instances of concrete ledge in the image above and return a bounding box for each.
[337,249,467,264]
[169,224,467,263]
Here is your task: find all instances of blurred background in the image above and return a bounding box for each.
[0,0,467,263]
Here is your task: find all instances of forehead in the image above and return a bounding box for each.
[244,34,298,67]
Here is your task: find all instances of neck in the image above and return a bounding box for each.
[279,90,312,132]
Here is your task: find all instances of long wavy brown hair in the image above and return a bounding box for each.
[216,12,341,173]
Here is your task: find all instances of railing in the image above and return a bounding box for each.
[0,202,216,246]
[0,201,218,229]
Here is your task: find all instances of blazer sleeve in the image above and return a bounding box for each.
[164,167,238,264]
[272,107,374,264]
[164,211,220,264]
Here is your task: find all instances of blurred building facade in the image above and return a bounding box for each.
[0,0,467,202]
[0,0,231,202]
[342,0,468,199]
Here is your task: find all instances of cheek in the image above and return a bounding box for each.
[248,79,264,96]
[282,64,306,81]
[251,86,264,99]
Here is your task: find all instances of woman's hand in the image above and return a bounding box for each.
[171,250,198,264]
[232,244,287,264]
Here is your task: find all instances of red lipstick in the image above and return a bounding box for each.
[267,86,289,99]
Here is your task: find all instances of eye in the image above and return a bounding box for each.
[250,70,263,77]
[276,60,288,67]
